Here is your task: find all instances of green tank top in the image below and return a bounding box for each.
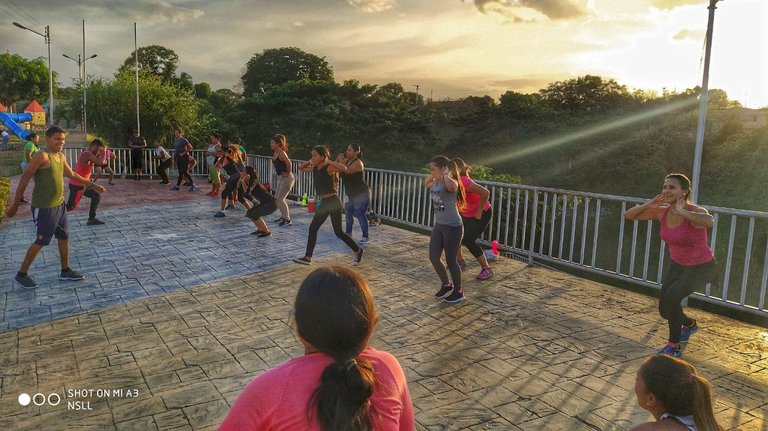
[31,150,65,208]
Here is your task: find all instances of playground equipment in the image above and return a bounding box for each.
[0,112,33,141]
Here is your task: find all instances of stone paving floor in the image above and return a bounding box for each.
[1,179,767,431]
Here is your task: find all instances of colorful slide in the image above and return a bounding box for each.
[0,112,33,141]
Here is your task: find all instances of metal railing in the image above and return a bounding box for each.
[62,147,212,179]
[62,149,768,317]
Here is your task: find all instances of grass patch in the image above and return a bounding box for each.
[0,176,9,226]
[0,147,22,177]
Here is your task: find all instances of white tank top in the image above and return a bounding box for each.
[660,413,696,431]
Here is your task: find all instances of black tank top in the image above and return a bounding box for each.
[313,165,337,195]
[251,183,275,202]
[272,154,288,175]
[223,159,243,176]
[340,158,368,197]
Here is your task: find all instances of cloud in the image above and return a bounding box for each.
[648,0,707,10]
[469,0,586,20]
[347,0,397,13]
[672,28,704,41]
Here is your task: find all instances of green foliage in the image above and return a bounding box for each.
[0,176,8,226]
[120,45,180,83]
[241,47,334,97]
[0,52,58,107]
[77,70,211,147]
[539,75,633,114]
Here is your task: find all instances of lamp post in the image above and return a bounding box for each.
[690,0,723,202]
[62,53,97,132]
[13,21,54,126]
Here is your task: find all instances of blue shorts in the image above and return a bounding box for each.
[32,204,68,245]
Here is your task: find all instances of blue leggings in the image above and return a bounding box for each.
[344,190,371,238]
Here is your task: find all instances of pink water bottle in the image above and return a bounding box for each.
[491,240,499,256]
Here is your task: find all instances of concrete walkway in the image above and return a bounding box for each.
[0,179,766,431]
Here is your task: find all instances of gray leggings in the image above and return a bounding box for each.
[274,173,294,220]
[429,223,464,291]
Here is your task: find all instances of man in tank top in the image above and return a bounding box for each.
[5,127,106,288]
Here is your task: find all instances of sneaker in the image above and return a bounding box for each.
[188,185,197,192]
[170,186,180,191]
[20,198,29,203]
[657,344,683,358]
[434,284,453,298]
[60,269,86,281]
[679,322,699,343]
[273,217,284,223]
[279,219,292,226]
[293,256,312,265]
[225,203,235,210]
[257,231,272,238]
[359,236,370,244]
[250,230,260,235]
[354,248,364,266]
[86,218,105,226]
[444,288,466,304]
[15,273,37,288]
[476,267,493,280]
[214,211,226,218]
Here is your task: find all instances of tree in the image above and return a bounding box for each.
[241,47,334,97]
[194,82,212,99]
[79,69,210,147]
[120,45,179,83]
[0,53,57,108]
[539,75,632,114]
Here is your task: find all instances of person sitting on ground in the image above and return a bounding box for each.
[218,266,414,431]
[631,355,723,431]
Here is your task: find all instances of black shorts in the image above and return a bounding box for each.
[246,200,277,220]
[131,150,144,169]
[32,204,68,245]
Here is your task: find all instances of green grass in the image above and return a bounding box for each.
[0,146,23,177]
[0,176,9,226]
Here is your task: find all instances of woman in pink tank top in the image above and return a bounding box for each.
[624,173,716,359]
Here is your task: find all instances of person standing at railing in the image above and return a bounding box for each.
[128,129,147,181]
[271,134,294,226]
[425,156,467,304]
[452,158,493,281]
[170,127,196,192]
[292,145,364,266]
[631,355,724,431]
[19,132,40,202]
[624,173,716,358]
[153,139,173,185]
[206,133,223,197]
[337,144,371,244]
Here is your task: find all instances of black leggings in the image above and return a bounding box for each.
[66,184,100,220]
[157,158,172,182]
[659,260,716,343]
[305,195,360,258]
[175,155,193,186]
[222,173,240,201]
[461,208,493,258]
[430,223,464,291]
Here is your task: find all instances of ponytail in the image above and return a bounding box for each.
[311,358,375,431]
[447,160,467,211]
[689,374,724,431]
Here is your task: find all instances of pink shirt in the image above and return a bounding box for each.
[660,206,714,266]
[460,175,491,218]
[218,347,413,431]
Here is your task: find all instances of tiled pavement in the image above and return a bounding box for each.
[0,179,766,431]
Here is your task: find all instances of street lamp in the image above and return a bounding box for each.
[13,21,54,127]
[62,53,97,132]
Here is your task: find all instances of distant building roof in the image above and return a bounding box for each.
[24,100,45,113]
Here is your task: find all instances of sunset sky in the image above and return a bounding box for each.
[1,0,766,107]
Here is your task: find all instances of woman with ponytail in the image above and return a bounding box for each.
[426,155,467,303]
[624,173,716,357]
[632,355,723,431]
[452,158,494,280]
[218,266,414,431]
